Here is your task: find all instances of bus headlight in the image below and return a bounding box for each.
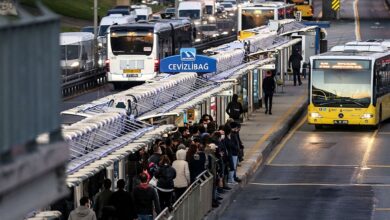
[361,113,373,119]
[71,61,80,67]
[310,112,322,118]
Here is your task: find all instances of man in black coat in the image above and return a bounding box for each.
[109,179,136,220]
[289,49,303,86]
[133,173,161,219]
[262,71,275,115]
[226,94,244,122]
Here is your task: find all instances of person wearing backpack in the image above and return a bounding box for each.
[226,94,243,122]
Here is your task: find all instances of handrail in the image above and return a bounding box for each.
[155,170,213,220]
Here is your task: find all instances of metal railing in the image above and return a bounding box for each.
[62,67,106,97]
[155,171,214,220]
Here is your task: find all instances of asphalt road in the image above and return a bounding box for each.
[220,0,390,219]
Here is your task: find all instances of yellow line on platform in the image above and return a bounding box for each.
[266,115,306,165]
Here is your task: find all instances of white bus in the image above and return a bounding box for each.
[106,20,193,87]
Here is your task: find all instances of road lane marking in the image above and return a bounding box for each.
[245,93,307,160]
[355,129,379,184]
[268,164,357,167]
[353,0,361,41]
[367,164,390,168]
[266,115,307,165]
[378,132,390,135]
[249,182,390,187]
[375,208,390,211]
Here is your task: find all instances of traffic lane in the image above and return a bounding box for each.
[62,84,116,111]
[339,0,355,20]
[220,184,373,220]
[220,119,382,220]
[269,121,372,166]
[357,0,390,20]
[357,0,390,40]
[325,20,356,48]
[359,19,390,41]
[373,187,390,220]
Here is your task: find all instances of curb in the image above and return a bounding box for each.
[204,98,308,220]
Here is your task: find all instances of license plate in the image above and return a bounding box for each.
[123,69,141,74]
[334,120,348,125]
[123,74,139,77]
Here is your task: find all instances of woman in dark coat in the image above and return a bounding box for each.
[154,155,176,210]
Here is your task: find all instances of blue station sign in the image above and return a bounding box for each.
[160,48,217,73]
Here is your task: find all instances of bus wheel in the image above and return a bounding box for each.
[315,125,323,130]
[113,82,121,90]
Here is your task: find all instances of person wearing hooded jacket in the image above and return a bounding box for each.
[289,49,303,86]
[262,70,276,115]
[172,149,190,200]
[68,197,97,220]
[154,155,176,210]
[226,94,243,122]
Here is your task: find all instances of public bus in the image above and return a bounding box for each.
[106,19,193,87]
[308,41,390,129]
[238,1,295,39]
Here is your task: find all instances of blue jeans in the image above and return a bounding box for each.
[138,214,153,220]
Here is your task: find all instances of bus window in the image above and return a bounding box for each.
[286,6,295,18]
[278,8,285,19]
[179,10,200,19]
[61,45,80,60]
[312,60,371,108]
[110,29,153,56]
[241,9,274,30]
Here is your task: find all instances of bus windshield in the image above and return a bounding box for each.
[98,25,109,37]
[179,10,200,19]
[61,45,80,60]
[241,9,274,30]
[311,60,372,108]
[110,29,154,55]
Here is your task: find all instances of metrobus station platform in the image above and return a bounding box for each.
[206,79,308,219]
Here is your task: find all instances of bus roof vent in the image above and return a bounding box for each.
[331,45,387,53]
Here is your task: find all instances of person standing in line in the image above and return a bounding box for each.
[223,124,238,185]
[154,155,176,210]
[93,179,113,220]
[133,173,161,220]
[109,179,136,220]
[172,149,190,200]
[289,49,303,86]
[68,197,97,220]
[262,70,276,115]
[226,94,244,123]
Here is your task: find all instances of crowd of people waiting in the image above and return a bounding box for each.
[68,112,245,220]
